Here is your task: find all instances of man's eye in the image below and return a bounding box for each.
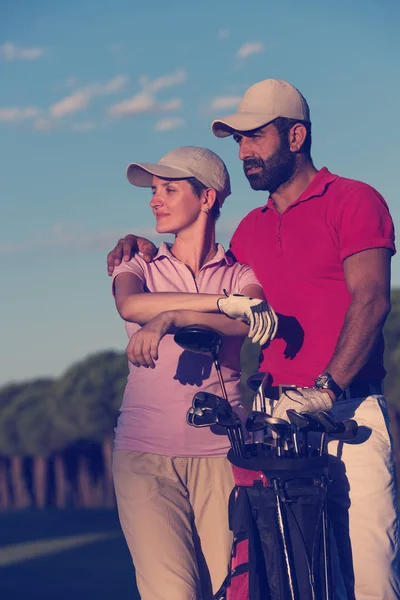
[166,187,175,193]
[233,134,242,144]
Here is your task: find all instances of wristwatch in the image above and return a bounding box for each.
[314,373,343,400]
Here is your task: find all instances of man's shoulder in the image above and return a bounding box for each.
[331,172,383,197]
[235,205,266,231]
[328,172,389,211]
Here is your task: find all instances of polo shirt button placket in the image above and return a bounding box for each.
[276,216,283,256]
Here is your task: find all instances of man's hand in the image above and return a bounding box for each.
[126,311,174,368]
[217,292,278,345]
[272,388,334,421]
[107,234,157,275]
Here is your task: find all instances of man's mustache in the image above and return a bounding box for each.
[243,158,264,172]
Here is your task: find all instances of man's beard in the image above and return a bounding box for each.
[243,141,297,193]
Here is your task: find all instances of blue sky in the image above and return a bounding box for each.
[1,0,399,385]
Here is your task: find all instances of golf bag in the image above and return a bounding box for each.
[215,451,332,600]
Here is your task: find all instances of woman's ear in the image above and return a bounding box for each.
[202,188,217,212]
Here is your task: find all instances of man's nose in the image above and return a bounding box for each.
[238,138,252,161]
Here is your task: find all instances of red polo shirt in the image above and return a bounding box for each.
[230,167,396,386]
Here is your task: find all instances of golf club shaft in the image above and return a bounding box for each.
[226,428,238,455]
[321,479,332,600]
[273,479,297,600]
[213,360,229,401]
[292,428,300,458]
[236,425,246,458]
[319,432,326,457]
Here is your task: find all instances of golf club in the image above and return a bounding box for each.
[286,410,312,458]
[247,372,269,413]
[174,326,228,400]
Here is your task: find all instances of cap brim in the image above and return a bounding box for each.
[127,163,193,187]
[212,112,280,138]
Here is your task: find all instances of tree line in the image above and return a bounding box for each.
[1,290,400,510]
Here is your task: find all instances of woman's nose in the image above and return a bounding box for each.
[150,193,162,208]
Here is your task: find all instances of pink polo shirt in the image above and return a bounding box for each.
[230,167,396,387]
[112,242,260,457]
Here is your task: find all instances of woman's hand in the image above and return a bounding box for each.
[127,311,175,368]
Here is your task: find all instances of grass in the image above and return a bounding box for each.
[0,509,139,600]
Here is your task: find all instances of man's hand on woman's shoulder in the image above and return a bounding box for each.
[107,234,158,275]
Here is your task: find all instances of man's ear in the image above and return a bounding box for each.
[289,122,307,153]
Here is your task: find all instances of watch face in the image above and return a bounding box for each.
[315,374,330,388]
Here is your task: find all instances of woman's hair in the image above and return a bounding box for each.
[186,177,221,221]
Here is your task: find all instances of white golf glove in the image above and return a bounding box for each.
[273,387,334,421]
[217,290,278,345]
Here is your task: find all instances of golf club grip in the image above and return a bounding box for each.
[328,419,358,440]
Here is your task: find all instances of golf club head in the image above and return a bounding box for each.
[216,407,241,428]
[300,412,327,433]
[247,372,269,413]
[174,326,222,359]
[192,391,230,413]
[246,411,273,432]
[316,410,359,440]
[247,372,269,392]
[186,406,218,427]
[263,415,291,435]
[286,409,311,430]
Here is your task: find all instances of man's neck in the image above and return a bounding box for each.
[270,161,319,214]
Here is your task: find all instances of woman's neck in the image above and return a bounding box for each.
[170,221,217,276]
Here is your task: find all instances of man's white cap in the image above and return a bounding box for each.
[127,146,231,206]
[212,79,310,138]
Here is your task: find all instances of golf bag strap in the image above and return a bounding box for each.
[215,487,253,600]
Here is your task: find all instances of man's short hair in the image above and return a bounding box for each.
[272,117,312,156]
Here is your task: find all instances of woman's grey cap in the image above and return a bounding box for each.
[127,146,231,206]
[212,78,310,138]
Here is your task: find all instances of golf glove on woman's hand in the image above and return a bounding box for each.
[273,387,334,421]
[217,290,278,345]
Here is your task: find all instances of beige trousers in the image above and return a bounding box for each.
[113,451,235,600]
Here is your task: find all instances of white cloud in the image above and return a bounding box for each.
[33,117,56,131]
[0,42,45,61]
[101,74,128,94]
[72,121,96,132]
[237,42,264,59]
[50,88,93,118]
[160,98,182,111]
[208,96,241,111]
[109,92,156,117]
[109,68,185,119]
[140,69,186,93]
[0,224,165,255]
[0,106,40,123]
[109,93,182,118]
[154,117,185,132]
[50,75,129,119]
[217,28,230,40]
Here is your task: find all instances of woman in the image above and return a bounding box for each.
[111,146,276,600]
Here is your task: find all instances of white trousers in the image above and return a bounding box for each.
[328,394,400,599]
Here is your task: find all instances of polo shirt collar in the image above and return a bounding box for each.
[155,242,234,266]
[264,167,338,211]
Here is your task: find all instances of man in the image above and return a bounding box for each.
[107,79,400,599]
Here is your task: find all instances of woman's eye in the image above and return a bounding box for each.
[166,187,175,193]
